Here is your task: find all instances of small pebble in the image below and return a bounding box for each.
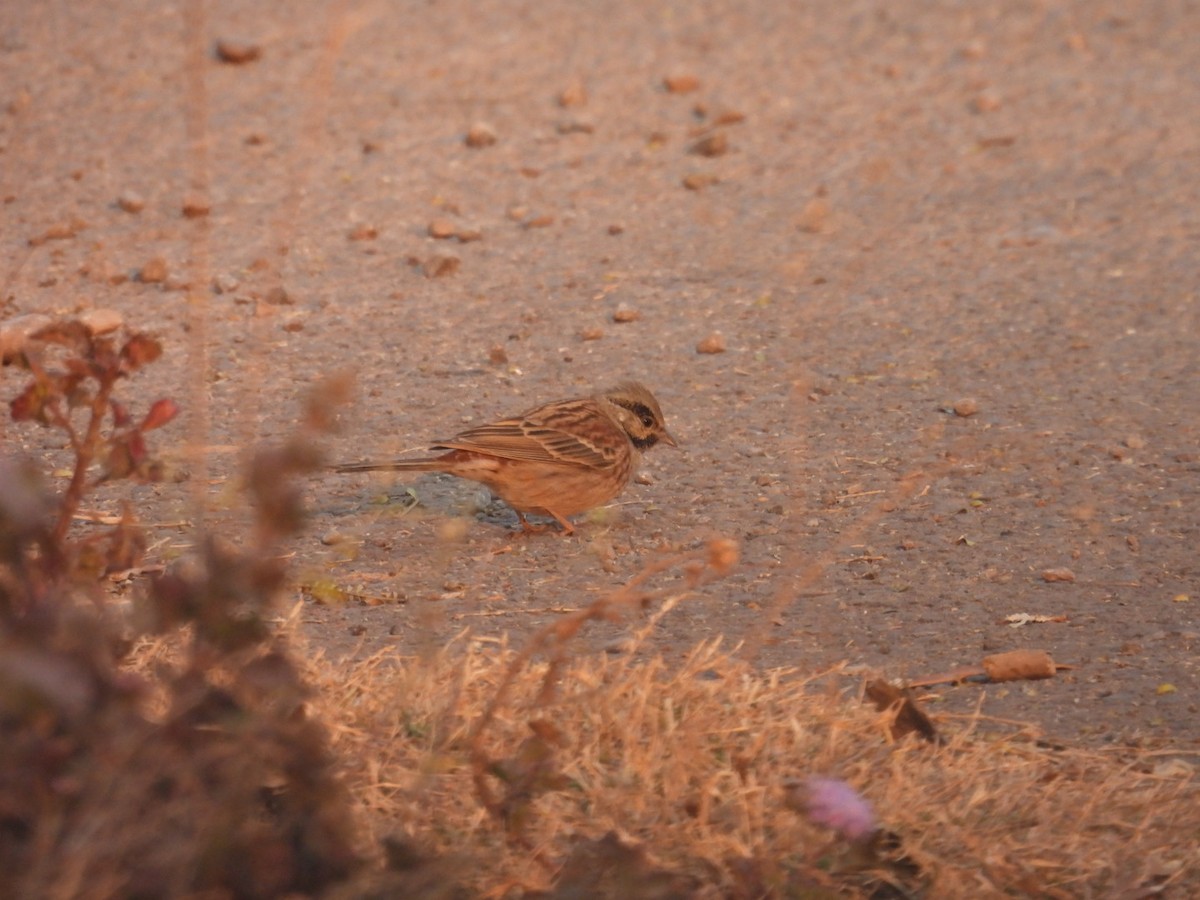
[214,39,262,64]
[117,191,145,214]
[682,172,718,191]
[28,217,86,246]
[971,90,1002,113]
[663,74,701,94]
[1124,434,1146,450]
[213,273,240,294]
[423,254,460,278]
[558,81,587,107]
[555,119,595,135]
[960,39,987,60]
[579,326,604,341]
[139,257,169,284]
[1041,568,1076,583]
[488,344,508,365]
[321,530,346,546]
[455,227,483,243]
[264,286,292,305]
[689,132,729,157]
[181,195,210,218]
[348,223,378,241]
[282,319,304,333]
[428,219,457,239]
[953,398,980,417]
[607,223,625,235]
[78,308,123,335]
[612,304,639,323]
[464,122,497,148]
[796,197,830,233]
[710,108,746,126]
[696,332,727,354]
[522,214,555,229]
[0,315,52,363]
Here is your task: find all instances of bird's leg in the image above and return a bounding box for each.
[514,510,574,536]
[548,511,576,535]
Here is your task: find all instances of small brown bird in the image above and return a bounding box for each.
[334,382,676,534]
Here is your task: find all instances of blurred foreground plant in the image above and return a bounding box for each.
[0,319,361,898]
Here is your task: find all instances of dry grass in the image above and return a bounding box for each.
[297,569,1200,898]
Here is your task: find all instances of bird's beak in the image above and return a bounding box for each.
[661,430,680,449]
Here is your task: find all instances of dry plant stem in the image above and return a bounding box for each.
[183,0,212,523]
[43,362,116,544]
[743,425,954,664]
[467,546,728,821]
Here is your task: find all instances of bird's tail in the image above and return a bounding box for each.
[332,458,444,474]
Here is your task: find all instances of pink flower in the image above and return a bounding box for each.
[798,776,877,843]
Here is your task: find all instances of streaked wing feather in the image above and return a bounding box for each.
[433,400,623,468]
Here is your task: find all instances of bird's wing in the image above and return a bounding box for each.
[433,399,624,468]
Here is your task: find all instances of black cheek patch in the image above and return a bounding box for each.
[631,433,659,451]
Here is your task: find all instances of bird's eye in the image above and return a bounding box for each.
[640,412,655,428]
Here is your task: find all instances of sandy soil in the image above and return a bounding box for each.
[2,1,1197,748]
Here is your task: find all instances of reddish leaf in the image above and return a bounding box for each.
[119,333,162,371]
[10,382,47,423]
[140,398,180,431]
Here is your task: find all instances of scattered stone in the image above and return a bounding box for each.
[607,223,625,235]
[455,227,483,243]
[604,637,635,654]
[953,398,980,417]
[348,223,379,241]
[711,108,746,126]
[214,38,262,64]
[282,318,304,333]
[78,255,126,285]
[796,197,830,233]
[1041,568,1076,583]
[428,218,457,239]
[464,121,497,148]
[971,90,1002,113]
[663,73,701,94]
[81,309,124,336]
[682,172,718,191]
[960,39,987,60]
[28,217,86,246]
[579,326,604,341]
[264,286,292,305]
[321,530,347,546]
[139,256,169,284]
[507,205,529,221]
[213,273,240,294]
[181,194,210,218]
[1124,434,1146,450]
[116,190,145,213]
[558,80,587,108]
[423,254,460,278]
[556,118,595,135]
[488,344,508,365]
[612,304,639,323]
[0,314,53,363]
[696,332,727,354]
[522,214,555,229]
[689,132,729,157]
